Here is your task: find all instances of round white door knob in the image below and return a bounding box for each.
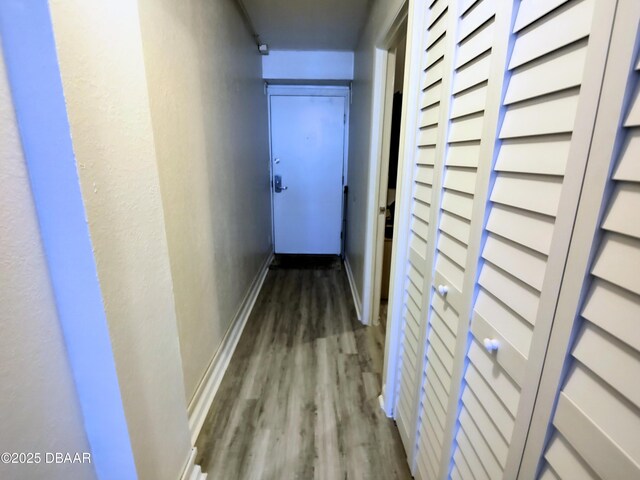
[483,338,500,352]
[437,285,449,296]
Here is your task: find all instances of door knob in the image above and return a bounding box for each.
[483,338,500,352]
[274,175,288,193]
[437,285,449,296]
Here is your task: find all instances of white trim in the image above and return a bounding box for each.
[187,251,273,445]
[179,448,207,480]
[344,255,362,321]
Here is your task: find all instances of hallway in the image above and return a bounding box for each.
[195,263,411,479]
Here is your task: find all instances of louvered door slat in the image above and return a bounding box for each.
[452,0,612,476]
[536,36,640,479]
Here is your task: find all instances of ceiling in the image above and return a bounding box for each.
[240,0,372,51]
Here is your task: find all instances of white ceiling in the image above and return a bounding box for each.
[241,0,372,51]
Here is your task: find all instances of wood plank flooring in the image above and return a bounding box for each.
[195,266,412,479]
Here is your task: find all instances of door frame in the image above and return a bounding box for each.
[266,85,351,256]
[367,16,407,331]
[358,0,427,417]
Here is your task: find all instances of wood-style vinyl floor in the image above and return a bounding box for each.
[195,265,412,479]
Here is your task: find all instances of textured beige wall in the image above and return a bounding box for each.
[0,43,95,480]
[137,0,272,401]
[48,1,193,478]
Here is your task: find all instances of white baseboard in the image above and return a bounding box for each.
[344,256,362,321]
[187,251,273,446]
[180,448,207,480]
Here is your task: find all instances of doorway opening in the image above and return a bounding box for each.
[371,23,407,334]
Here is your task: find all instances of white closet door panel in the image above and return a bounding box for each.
[613,130,640,181]
[411,216,430,243]
[500,89,580,138]
[407,263,424,289]
[464,363,516,441]
[443,167,477,194]
[415,164,435,185]
[553,389,640,479]
[439,210,471,244]
[591,233,640,296]
[563,360,640,439]
[602,183,640,238]
[452,52,491,94]
[509,0,594,70]
[544,433,598,480]
[431,292,459,337]
[486,203,554,255]
[461,0,480,16]
[468,340,520,416]
[458,0,496,41]
[513,0,571,32]
[448,114,485,142]
[425,354,452,409]
[572,322,640,407]
[420,104,440,128]
[423,60,445,91]
[582,279,640,352]
[454,450,474,480]
[407,280,422,308]
[539,464,561,480]
[474,290,532,355]
[428,332,454,377]
[459,408,503,478]
[427,14,448,50]
[455,428,490,480]
[422,82,442,108]
[490,173,562,217]
[425,384,448,427]
[431,317,457,366]
[418,125,439,145]
[447,141,481,167]
[478,262,539,325]
[504,41,587,106]
[425,34,448,70]
[435,252,465,290]
[429,0,449,28]
[441,189,474,219]
[470,312,527,386]
[482,234,547,290]
[416,145,437,165]
[625,84,640,126]
[495,135,571,176]
[461,385,509,466]
[455,19,495,69]
[434,269,464,312]
[426,345,453,393]
[413,200,431,224]
[451,84,488,119]
[414,183,433,204]
[437,232,468,268]
[410,233,427,257]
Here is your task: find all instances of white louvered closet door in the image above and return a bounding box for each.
[449,0,619,479]
[394,0,456,453]
[532,5,640,479]
[411,0,514,478]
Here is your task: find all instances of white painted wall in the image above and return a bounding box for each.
[262,50,354,80]
[0,42,96,480]
[137,0,272,402]
[346,0,405,312]
[47,1,193,478]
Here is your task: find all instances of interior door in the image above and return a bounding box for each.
[270,94,345,254]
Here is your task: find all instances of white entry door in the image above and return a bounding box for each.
[270,94,345,254]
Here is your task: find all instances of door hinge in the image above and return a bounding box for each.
[344,113,346,124]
